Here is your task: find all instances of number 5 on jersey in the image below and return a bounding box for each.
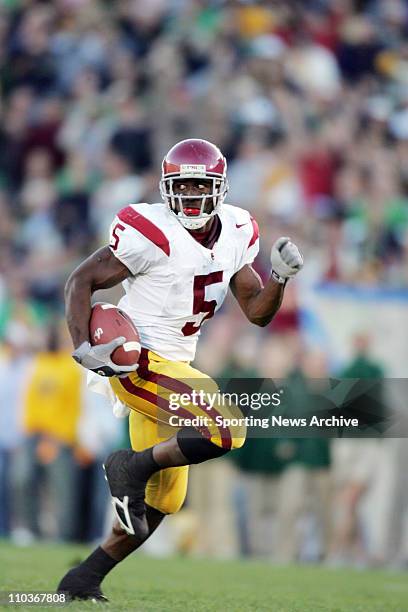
[182,271,223,336]
[111,223,125,250]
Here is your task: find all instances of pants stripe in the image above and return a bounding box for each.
[138,349,232,449]
[119,376,212,441]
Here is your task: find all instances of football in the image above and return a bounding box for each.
[89,302,141,367]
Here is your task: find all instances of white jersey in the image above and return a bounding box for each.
[108,202,259,361]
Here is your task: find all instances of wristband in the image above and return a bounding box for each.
[271,269,286,284]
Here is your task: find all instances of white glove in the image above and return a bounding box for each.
[270,237,303,284]
[73,337,138,377]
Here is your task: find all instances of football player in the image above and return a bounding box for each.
[57,139,303,601]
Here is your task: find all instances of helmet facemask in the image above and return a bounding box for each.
[160,173,229,230]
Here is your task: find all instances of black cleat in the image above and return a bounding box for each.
[103,450,149,538]
[57,567,109,602]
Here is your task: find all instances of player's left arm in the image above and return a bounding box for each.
[230,237,303,327]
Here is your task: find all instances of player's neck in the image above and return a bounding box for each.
[187,215,221,250]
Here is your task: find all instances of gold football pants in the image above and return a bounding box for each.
[110,348,245,514]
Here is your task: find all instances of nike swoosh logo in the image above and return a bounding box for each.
[236,223,248,228]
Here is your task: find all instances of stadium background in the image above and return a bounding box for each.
[0,0,408,570]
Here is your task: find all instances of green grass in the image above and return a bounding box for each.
[0,543,407,611]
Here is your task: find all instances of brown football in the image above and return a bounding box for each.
[89,302,141,367]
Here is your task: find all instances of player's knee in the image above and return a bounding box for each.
[210,423,246,451]
[152,497,185,515]
[207,431,245,451]
[177,426,232,463]
[230,431,246,450]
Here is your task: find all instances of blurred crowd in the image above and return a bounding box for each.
[1,0,408,568]
[1,0,408,306]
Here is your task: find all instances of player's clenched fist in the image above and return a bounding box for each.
[270,237,304,284]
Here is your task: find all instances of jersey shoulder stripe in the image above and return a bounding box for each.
[118,205,170,256]
[248,216,259,248]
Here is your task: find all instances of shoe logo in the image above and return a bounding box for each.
[236,223,248,228]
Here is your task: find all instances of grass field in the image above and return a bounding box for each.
[0,543,407,612]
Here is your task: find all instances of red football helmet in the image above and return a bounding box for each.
[160,138,228,229]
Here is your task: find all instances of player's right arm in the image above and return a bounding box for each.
[64,246,139,377]
[66,205,158,375]
[65,246,131,349]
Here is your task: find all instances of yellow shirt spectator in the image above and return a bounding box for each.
[23,351,82,446]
